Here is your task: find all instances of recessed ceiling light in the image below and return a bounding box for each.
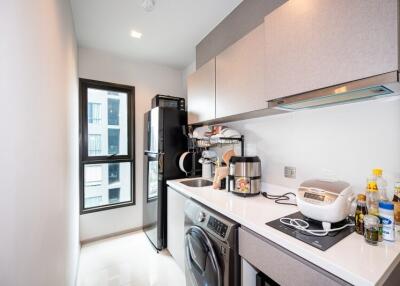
[142,0,156,12]
[130,30,142,39]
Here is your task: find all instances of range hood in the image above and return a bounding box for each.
[268,71,400,110]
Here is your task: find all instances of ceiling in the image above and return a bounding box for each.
[70,0,242,69]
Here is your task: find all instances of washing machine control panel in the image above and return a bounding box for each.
[207,216,228,238]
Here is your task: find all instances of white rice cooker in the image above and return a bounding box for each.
[296,179,354,223]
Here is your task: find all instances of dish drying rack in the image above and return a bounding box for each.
[190,136,245,156]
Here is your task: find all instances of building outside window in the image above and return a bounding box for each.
[108,163,120,184]
[79,79,135,214]
[85,196,103,208]
[109,188,120,204]
[88,134,101,156]
[88,102,101,124]
[108,98,120,125]
[108,128,120,155]
[85,165,102,186]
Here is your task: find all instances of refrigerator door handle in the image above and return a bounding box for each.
[158,153,164,173]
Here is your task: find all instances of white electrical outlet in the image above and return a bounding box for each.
[284,166,296,179]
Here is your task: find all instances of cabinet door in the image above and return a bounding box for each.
[187,58,215,124]
[167,187,187,273]
[264,0,398,101]
[239,227,350,286]
[216,24,266,118]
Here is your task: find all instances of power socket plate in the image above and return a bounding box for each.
[284,166,296,179]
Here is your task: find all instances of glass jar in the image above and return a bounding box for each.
[364,215,380,245]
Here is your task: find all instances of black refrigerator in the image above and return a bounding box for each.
[143,107,187,250]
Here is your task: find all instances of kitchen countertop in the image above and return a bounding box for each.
[167,178,400,286]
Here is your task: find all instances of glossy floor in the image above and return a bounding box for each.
[77,231,186,286]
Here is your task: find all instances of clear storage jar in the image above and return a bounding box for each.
[364,215,380,245]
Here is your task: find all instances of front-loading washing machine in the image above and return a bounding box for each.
[184,199,240,286]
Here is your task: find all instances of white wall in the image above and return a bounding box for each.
[78,47,185,241]
[0,1,80,286]
[227,97,400,197]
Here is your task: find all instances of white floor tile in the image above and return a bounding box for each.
[77,231,186,286]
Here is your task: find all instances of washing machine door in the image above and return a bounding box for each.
[185,226,222,286]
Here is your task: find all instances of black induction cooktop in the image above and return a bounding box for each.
[266,212,355,251]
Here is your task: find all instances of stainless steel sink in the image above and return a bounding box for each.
[180,179,213,187]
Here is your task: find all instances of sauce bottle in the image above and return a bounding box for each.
[355,194,368,235]
[366,180,382,241]
[392,178,400,240]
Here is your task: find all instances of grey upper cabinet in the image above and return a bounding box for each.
[216,24,266,118]
[264,0,398,101]
[187,58,216,124]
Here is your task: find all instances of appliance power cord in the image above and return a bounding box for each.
[261,191,297,206]
[279,218,355,237]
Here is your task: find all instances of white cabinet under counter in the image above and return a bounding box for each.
[167,186,188,273]
[264,0,398,101]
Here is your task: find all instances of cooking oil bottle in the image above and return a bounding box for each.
[366,180,379,216]
[373,169,388,201]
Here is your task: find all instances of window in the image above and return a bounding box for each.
[108,163,120,184]
[79,78,135,214]
[108,98,120,125]
[88,134,101,156]
[88,102,101,124]
[109,188,120,204]
[108,128,120,155]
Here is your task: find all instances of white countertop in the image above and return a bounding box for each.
[167,178,400,286]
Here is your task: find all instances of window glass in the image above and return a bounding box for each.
[84,162,131,209]
[87,88,128,157]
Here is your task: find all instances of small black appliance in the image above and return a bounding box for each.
[151,94,185,111]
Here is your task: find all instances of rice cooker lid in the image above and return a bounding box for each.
[300,179,350,195]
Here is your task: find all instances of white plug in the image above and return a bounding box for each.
[322,221,332,231]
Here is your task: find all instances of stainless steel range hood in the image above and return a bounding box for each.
[268,71,400,110]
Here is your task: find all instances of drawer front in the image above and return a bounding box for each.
[238,227,350,286]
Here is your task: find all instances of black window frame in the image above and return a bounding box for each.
[79,78,135,214]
